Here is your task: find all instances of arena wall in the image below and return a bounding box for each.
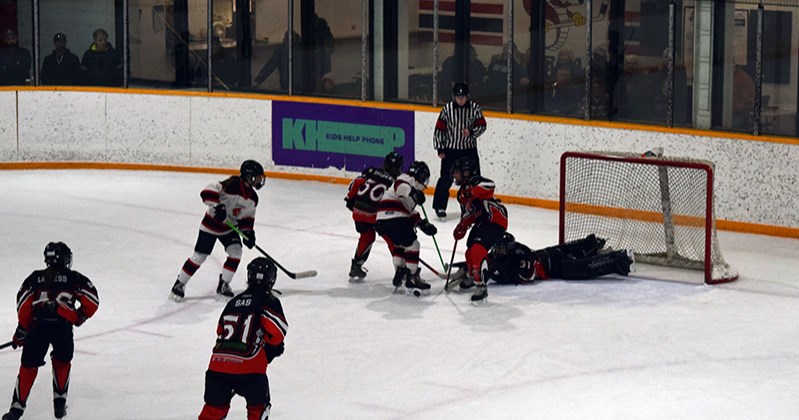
[0,88,797,237]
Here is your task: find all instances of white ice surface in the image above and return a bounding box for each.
[1,170,798,420]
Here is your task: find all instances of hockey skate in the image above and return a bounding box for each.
[216,277,234,299]
[435,209,446,220]
[1,408,22,420]
[405,269,431,297]
[169,279,186,302]
[457,276,475,293]
[348,259,367,283]
[391,267,410,293]
[54,398,67,419]
[470,283,488,305]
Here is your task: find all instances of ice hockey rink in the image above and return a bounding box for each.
[1,169,798,420]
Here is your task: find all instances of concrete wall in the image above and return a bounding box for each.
[1,89,797,231]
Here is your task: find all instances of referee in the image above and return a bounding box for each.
[432,82,487,219]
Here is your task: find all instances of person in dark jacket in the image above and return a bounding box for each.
[41,33,82,86]
[0,29,31,86]
[81,28,122,87]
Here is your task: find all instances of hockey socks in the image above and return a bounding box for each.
[11,366,38,412]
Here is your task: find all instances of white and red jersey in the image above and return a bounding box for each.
[457,175,508,230]
[199,176,258,235]
[346,167,396,224]
[208,288,287,375]
[376,173,424,224]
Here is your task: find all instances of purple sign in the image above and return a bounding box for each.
[272,101,415,172]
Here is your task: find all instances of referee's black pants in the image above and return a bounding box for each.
[433,148,480,212]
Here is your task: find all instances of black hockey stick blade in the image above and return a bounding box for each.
[0,340,14,350]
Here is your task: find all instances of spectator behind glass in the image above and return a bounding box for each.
[312,14,336,93]
[194,36,239,90]
[0,29,32,85]
[439,45,486,101]
[81,28,122,87]
[252,30,301,91]
[547,64,583,115]
[482,43,529,110]
[41,33,82,86]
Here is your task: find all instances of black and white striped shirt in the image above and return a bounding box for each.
[433,100,487,151]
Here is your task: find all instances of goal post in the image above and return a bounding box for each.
[559,150,738,284]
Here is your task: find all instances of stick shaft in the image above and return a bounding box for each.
[420,205,447,271]
[225,221,317,279]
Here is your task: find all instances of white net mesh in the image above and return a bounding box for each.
[560,151,738,284]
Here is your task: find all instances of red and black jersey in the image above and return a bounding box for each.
[346,167,396,223]
[208,288,287,375]
[17,267,100,329]
[456,176,508,230]
[200,176,259,235]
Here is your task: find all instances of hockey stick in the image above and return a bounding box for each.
[0,341,14,350]
[419,205,447,271]
[225,221,317,279]
[444,240,459,293]
[419,258,447,279]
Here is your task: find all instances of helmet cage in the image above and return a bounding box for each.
[247,257,278,290]
[44,242,73,269]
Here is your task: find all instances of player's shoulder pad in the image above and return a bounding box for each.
[365,167,395,185]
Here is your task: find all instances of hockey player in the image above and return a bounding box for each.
[451,157,508,304]
[171,160,265,301]
[375,160,438,296]
[3,242,99,420]
[198,257,287,420]
[345,152,404,282]
[454,233,634,288]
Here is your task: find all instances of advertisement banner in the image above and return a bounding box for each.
[272,101,415,172]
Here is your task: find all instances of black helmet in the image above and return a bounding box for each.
[240,160,265,190]
[383,152,404,177]
[450,157,478,185]
[247,257,278,290]
[44,242,73,269]
[492,233,516,257]
[408,161,430,186]
[452,82,469,97]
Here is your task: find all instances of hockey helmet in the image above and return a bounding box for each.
[450,157,478,185]
[408,161,430,186]
[247,257,278,290]
[492,233,516,257]
[44,242,73,269]
[452,82,469,97]
[383,152,404,177]
[240,160,266,190]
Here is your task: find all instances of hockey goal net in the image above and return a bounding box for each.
[559,151,738,284]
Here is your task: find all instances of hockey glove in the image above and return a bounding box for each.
[409,188,426,205]
[242,230,256,249]
[345,197,355,211]
[453,222,468,240]
[212,204,227,222]
[56,303,87,326]
[265,342,285,362]
[11,324,27,349]
[418,220,437,236]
